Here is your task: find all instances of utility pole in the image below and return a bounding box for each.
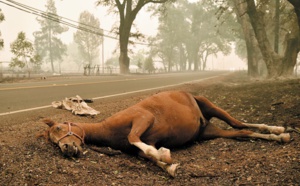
[101,29,104,74]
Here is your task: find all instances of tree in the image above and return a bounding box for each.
[153,1,188,72]
[65,42,83,72]
[287,0,300,32]
[0,9,5,50]
[34,0,68,73]
[152,0,235,71]
[10,32,41,77]
[96,0,170,74]
[233,0,261,77]
[130,49,146,67]
[246,0,299,77]
[144,56,155,73]
[74,11,102,72]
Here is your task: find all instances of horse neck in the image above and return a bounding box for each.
[77,109,131,145]
[77,120,110,145]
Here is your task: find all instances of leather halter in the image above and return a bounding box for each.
[56,122,85,144]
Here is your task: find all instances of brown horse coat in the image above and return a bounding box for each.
[42,91,290,177]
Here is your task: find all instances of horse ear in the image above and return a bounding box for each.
[43,118,56,127]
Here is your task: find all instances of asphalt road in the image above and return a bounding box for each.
[0,71,226,116]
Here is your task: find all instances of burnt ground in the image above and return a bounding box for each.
[0,72,299,186]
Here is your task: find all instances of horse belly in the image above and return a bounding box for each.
[146,118,201,148]
[140,91,203,147]
[166,122,200,147]
[164,107,202,147]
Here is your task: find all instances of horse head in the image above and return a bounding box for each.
[43,119,85,157]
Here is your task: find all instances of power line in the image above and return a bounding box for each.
[8,0,113,36]
[1,0,117,39]
[0,0,152,45]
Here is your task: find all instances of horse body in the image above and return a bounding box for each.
[43,91,291,177]
[133,91,203,148]
[63,91,203,151]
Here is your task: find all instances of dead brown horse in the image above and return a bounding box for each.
[42,91,291,177]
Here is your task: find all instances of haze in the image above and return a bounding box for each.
[1,1,157,58]
[0,0,246,72]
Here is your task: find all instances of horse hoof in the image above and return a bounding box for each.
[158,147,172,164]
[280,133,291,143]
[166,163,179,177]
[270,126,285,135]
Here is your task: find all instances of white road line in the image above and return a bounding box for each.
[0,105,52,116]
[93,75,219,100]
[0,75,225,116]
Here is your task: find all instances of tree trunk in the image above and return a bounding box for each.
[246,0,283,78]
[247,0,300,77]
[49,27,55,73]
[117,2,143,74]
[25,58,31,78]
[186,49,193,71]
[202,51,209,71]
[193,50,199,71]
[274,0,280,53]
[193,43,201,71]
[234,0,260,77]
[179,44,186,71]
[246,39,260,77]
[281,36,299,76]
[286,0,300,75]
[185,41,194,70]
[288,0,300,27]
[119,51,130,74]
[119,27,130,74]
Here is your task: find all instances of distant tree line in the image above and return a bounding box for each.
[1,0,299,78]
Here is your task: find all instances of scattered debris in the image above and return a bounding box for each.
[52,95,100,116]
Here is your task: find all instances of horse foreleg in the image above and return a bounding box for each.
[128,113,173,164]
[200,123,290,142]
[138,150,179,177]
[127,113,177,176]
[132,142,173,164]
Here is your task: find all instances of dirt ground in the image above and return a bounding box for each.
[0,72,299,186]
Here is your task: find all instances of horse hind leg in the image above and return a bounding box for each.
[241,123,285,135]
[195,96,286,134]
[249,132,290,142]
[200,122,290,143]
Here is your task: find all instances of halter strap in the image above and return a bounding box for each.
[57,122,85,144]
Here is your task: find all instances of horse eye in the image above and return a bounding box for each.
[56,126,61,131]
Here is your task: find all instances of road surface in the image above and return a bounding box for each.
[0,71,227,116]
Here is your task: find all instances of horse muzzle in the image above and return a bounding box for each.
[59,142,83,157]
